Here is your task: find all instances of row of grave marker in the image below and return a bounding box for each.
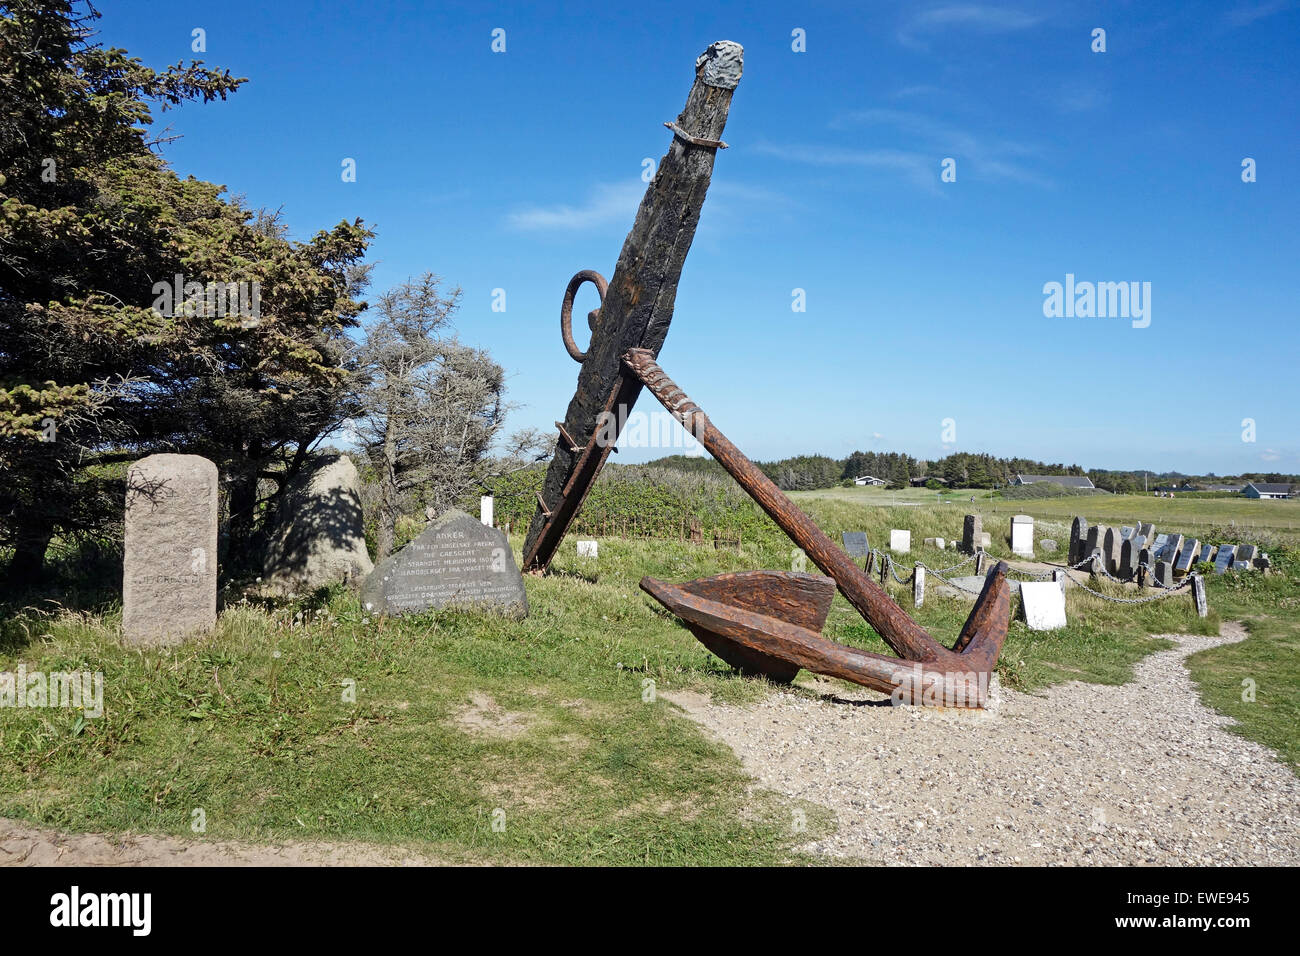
[1067,517,1268,583]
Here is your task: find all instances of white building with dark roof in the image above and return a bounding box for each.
[1243,481,1293,499]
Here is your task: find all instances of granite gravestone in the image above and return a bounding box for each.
[1175,539,1200,573]
[1138,522,1156,543]
[1235,544,1258,565]
[842,531,869,558]
[1198,543,1214,564]
[1155,560,1174,588]
[1164,534,1186,566]
[361,509,528,618]
[1119,539,1139,580]
[123,454,218,646]
[1085,525,1106,572]
[1069,516,1088,565]
[1151,534,1169,560]
[962,515,983,554]
[1103,527,1122,575]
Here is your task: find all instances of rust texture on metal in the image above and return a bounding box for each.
[623,348,1010,707]
[560,269,607,363]
[665,570,835,683]
[521,41,744,574]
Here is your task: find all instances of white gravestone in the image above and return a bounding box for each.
[1011,515,1034,556]
[889,529,911,553]
[1020,581,1067,630]
[480,495,494,527]
[577,540,598,558]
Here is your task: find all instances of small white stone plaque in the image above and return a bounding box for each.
[1020,581,1067,630]
[889,529,911,553]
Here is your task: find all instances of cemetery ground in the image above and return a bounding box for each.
[1,492,1297,865]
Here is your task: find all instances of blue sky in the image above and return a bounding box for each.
[103,0,1298,474]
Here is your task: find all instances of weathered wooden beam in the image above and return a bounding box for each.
[522,41,744,573]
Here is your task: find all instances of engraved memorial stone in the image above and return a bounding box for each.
[962,515,983,554]
[361,509,528,618]
[1174,539,1200,573]
[1011,515,1034,556]
[841,531,869,558]
[123,454,218,646]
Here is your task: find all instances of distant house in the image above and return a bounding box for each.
[1243,481,1293,500]
[853,475,886,486]
[1013,474,1095,490]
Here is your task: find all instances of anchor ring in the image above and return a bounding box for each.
[560,269,607,363]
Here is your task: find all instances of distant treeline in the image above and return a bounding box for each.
[644,455,1299,494]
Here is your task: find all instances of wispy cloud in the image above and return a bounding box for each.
[1054,83,1111,113]
[507,178,795,238]
[1225,0,1295,28]
[753,141,941,193]
[506,181,643,232]
[898,4,1045,49]
[826,108,1051,187]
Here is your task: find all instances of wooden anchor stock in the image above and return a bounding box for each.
[521,41,744,574]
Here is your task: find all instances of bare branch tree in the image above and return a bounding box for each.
[351,273,545,559]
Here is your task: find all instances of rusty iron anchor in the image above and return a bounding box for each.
[623,349,1010,708]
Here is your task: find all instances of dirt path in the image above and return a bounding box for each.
[667,621,1300,865]
[0,819,449,867]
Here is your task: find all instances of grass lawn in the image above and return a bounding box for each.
[0,490,1294,862]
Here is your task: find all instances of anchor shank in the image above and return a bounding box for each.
[623,348,947,663]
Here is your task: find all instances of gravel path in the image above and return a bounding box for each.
[667,621,1300,865]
